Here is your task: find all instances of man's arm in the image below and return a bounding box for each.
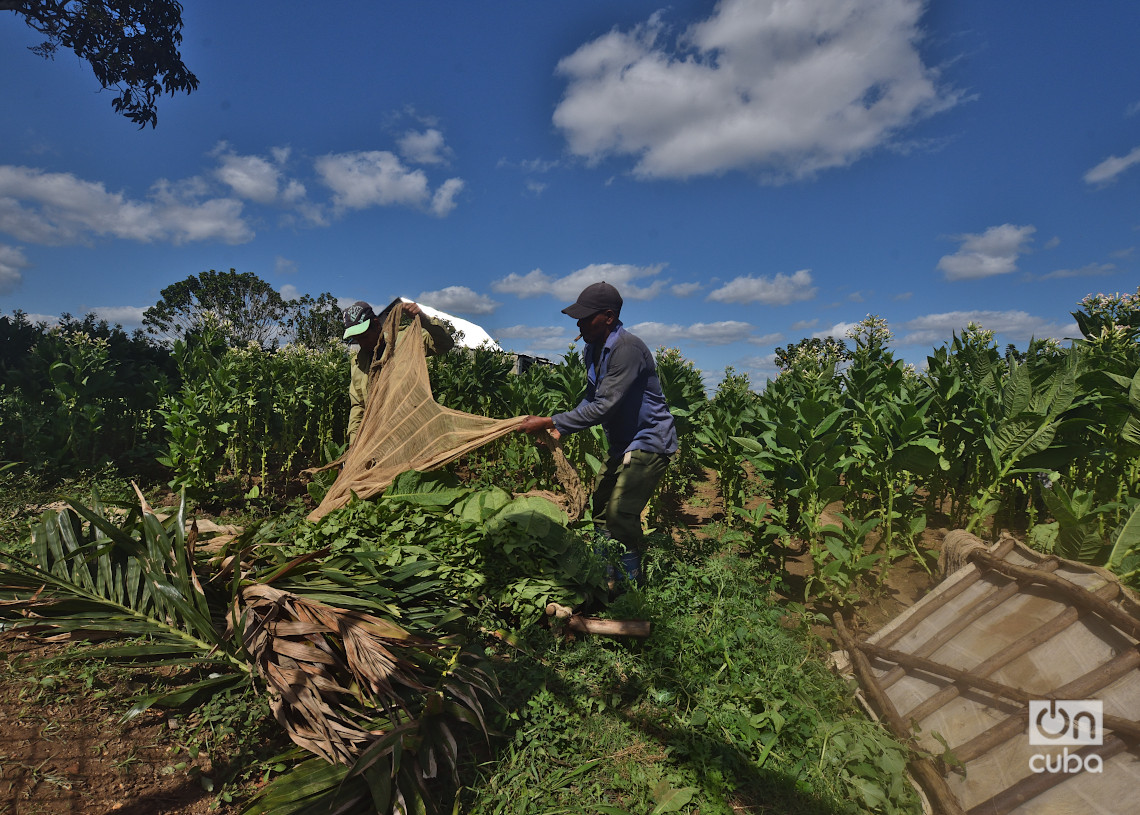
[422,319,455,355]
[519,415,554,433]
[401,302,455,355]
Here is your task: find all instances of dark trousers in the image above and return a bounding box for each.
[592,449,670,584]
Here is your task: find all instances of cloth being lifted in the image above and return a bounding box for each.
[308,303,582,522]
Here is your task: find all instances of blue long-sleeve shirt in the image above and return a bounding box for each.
[552,324,678,458]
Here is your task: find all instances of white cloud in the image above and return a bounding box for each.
[937,224,1035,281]
[553,0,960,181]
[88,305,146,328]
[497,157,562,173]
[1084,146,1140,185]
[398,129,451,165]
[0,166,252,246]
[214,151,283,204]
[288,199,329,228]
[749,332,783,345]
[0,243,30,294]
[502,158,558,196]
[495,324,569,341]
[735,352,779,385]
[1038,262,1116,280]
[892,291,913,301]
[316,150,464,217]
[671,281,702,297]
[791,318,819,331]
[417,285,500,315]
[211,143,308,206]
[275,256,298,275]
[279,284,301,300]
[629,320,756,346]
[150,181,254,244]
[431,178,465,216]
[282,179,307,204]
[20,312,59,326]
[707,269,817,305]
[900,310,1077,346]
[493,324,576,354]
[491,269,562,298]
[492,263,667,301]
[316,151,429,210]
[814,321,857,340]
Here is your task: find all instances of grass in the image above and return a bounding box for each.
[462,533,922,815]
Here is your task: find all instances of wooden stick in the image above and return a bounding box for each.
[834,613,967,815]
[546,602,574,619]
[546,603,651,637]
[901,581,1120,725]
[852,638,1140,742]
[967,549,1140,641]
[951,647,1140,764]
[567,616,651,638]
[875,537,1018,650]
[879,559,1060,689]
[965,736,1129,815]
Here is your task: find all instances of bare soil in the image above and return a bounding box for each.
[0,638,216,815]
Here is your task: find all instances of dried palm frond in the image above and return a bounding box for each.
[236,584,435,763]
[236,584,496,815]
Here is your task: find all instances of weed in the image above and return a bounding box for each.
[467,541,921,815]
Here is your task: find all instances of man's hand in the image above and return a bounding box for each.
[518,415,556,435]
[404,302,422,317]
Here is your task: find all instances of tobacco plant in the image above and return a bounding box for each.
[963,353,1081,535]
[653,347,707,523]
[0,312,171,472]
[158,325,240,499]
[159,325,347,501]
[693,367,760,511]
[841,340,944,573]
[738,369,848,543]
[809,512,883,607]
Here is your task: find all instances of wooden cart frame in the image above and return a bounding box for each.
[835,531,1140,815]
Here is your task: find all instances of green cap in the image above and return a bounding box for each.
[342,301,375,340]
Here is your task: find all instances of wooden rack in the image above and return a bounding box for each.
[835,532,1140,815]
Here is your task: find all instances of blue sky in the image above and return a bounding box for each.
[2,0,1138,388]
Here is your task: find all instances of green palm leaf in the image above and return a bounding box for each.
[0,494,250,700]
[1108,503,1140,570]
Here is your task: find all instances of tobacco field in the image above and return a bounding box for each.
[1,286,1139,815]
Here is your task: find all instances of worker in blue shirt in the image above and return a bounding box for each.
[519,281,677,589]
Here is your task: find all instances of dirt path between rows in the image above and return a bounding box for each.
[0,638,216,815]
